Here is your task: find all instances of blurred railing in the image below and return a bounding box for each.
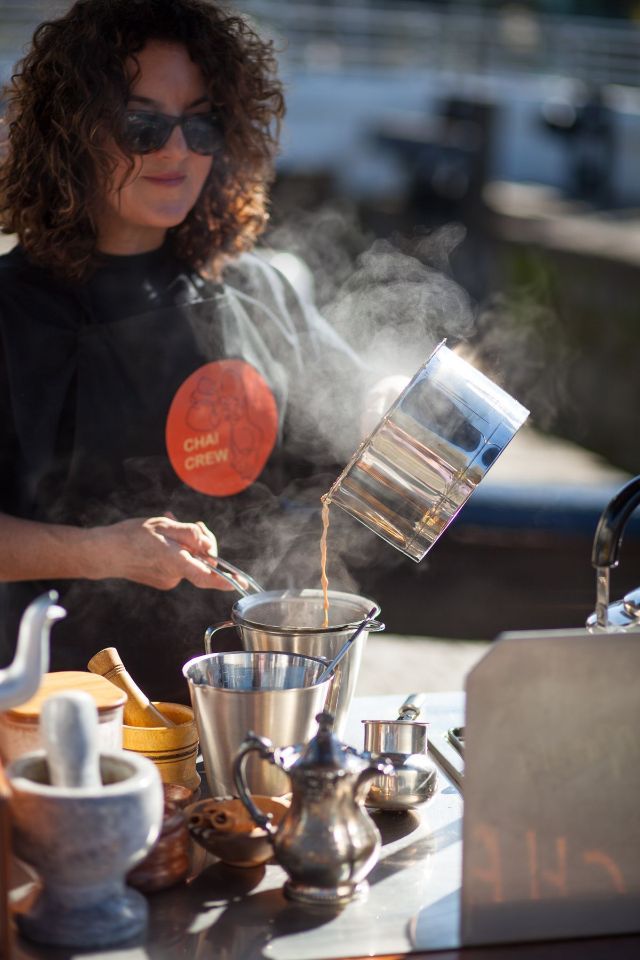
[239,1,640,88]
[0,0,66,75]
[1,1,640,89]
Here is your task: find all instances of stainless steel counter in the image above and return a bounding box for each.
[10,693,462,960]
[10,692,640,959]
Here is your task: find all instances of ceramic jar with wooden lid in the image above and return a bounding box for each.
[0,671,126,764]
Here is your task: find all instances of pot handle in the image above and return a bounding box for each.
[204,621,236,654]
[199,556,264,597]
[590,475,640,629]
[233,733,280,836]
[591,475,640,569]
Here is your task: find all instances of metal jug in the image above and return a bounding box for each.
[326,341,529,561]
[586,475,640,631]
[233,711,393,906]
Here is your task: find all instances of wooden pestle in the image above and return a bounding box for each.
[87,647,176,728]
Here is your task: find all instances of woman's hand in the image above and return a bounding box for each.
[93,516,238,591]
[0,512,241,592]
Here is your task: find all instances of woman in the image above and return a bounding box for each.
[0,0,362,700]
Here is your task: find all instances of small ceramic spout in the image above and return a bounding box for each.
[0,591,66,712]
[41,691,102,789]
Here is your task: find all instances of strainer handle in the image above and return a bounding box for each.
[233,733,279,836]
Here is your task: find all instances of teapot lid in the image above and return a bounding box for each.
[294,712,366,775]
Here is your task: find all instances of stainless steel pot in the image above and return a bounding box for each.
[205,590,384,737]
[362,695,437,811]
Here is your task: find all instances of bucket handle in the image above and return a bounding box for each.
[204,621,235,654]
[233,733,281,836]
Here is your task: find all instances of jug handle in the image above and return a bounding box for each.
[233,732,279,836]
[204,621,234,654]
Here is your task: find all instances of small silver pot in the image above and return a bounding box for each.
[362,695,437,811]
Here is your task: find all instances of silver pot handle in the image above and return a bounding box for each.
[204,621,235,654]
[233,733,280,836]
[397,693,426,721]
[199,556,264,597]
[590,475,640,629]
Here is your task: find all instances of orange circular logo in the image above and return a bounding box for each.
[165,360,278,497]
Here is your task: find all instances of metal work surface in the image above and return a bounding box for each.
[10,687,640,958]
[462,630,640,947]
[11,693,464,960]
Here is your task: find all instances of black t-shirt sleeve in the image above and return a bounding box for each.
[0,303,21,514]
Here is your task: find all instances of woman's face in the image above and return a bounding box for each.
[96,41,214,255]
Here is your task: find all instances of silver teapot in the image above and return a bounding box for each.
[587,475,640,631]
[233,711,393,906]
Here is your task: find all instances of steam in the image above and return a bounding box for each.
[261,205,571,597]
[465,281,572,433]
[51,205,571,627]
[324,226,475,378]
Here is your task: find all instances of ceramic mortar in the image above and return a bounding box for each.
[7,749,163,948]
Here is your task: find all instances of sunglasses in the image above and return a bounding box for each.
[121,110,224,155]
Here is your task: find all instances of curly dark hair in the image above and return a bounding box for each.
[0,0,285,280]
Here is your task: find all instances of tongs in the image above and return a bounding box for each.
[200,555,264,597]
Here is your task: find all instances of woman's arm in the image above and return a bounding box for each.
[0,513,235,591]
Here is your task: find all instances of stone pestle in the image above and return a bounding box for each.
[41,691,102,789]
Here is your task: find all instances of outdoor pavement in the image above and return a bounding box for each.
[355,633,489,697]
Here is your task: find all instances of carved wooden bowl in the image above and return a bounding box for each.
[185,795,289,868]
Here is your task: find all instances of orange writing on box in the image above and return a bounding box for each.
[469,822,627,906]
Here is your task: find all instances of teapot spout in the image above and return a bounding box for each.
[0,591,66,711]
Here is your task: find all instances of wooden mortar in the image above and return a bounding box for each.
[123,702,200,792]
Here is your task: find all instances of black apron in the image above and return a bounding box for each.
[1,256,330,703]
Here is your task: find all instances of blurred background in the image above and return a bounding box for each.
[2,0,640,646]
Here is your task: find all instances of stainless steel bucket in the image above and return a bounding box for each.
[205,590,384,738]
[182,651,332,797]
